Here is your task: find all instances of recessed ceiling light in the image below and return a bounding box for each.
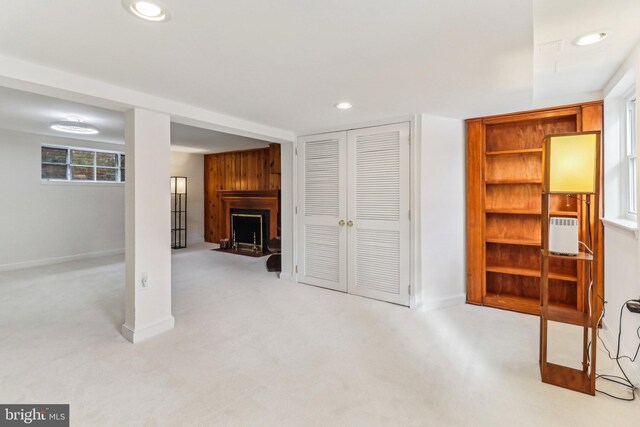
[50,117,99,135]
[575,32,607,46]
[123,0,170,22]
[336,102,352,110]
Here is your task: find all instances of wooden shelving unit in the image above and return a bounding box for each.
[466,102,604,317]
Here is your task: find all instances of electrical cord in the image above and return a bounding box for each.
[586,201,593,256]
[568,195,638,400]
[578,241,593,254]
[594,294,613,360]
[588,298,639,401]
[602,300,640,363]
[588,295,640,362]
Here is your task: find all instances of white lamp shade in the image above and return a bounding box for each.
[170,177,187,194]
[548,134,597,194]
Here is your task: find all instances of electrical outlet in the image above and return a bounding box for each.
[627,300,640,314]
[141,272,149,289]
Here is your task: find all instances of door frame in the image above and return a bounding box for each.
[291,115,422,309]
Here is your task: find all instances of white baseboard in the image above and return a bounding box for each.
[121,316,175,344]
[410,300,424,311]
[602,319,640,387]
[423,293,466,311]
[0,248,125,272]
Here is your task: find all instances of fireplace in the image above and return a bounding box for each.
[230,209,270,253]
[217,190,279,255]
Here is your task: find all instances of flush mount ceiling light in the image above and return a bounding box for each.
[335,102,353,110]
[122,0,170,22]
[50,117,99,135]
[575,32,607,46]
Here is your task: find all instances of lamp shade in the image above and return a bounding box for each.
[547,133,598,194]
[170,176,187,194]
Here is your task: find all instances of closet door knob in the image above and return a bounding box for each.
[347,221,354,227]
[338,220,346,226]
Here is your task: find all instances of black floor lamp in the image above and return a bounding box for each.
[171,176,187,249]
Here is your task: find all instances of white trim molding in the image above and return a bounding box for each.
[602,217,639,238]
[0,248,124,272]
[122,316,175,344]
[184,237,206,246]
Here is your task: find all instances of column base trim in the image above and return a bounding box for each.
[122,316,175,343]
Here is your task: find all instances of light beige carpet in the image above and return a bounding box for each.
[0,243,637,426]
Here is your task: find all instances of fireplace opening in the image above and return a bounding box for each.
[230,209,270,253]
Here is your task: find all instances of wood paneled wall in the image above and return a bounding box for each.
[204,144,281,242]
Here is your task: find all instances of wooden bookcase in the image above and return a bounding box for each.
[466,102,604,317]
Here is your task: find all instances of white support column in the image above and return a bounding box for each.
[279,142,294,281]
[122,108,174,343]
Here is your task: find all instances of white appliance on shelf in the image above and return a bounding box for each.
[549,217,579,256]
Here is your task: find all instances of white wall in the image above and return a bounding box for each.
[419,114,466,310]
[0,129,125,270]
[602,41,640,386]
[170,151,204,245]
[280,142,294,280]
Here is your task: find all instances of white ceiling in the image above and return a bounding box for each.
[0,0,534,132]
[0,86,124,144]
[0,86,270,153]
[170,123,269,154]
[534,0,640,104]
[0,1,637,134]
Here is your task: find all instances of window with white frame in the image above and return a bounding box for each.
[626,95,637,217]
[41,145,125,183]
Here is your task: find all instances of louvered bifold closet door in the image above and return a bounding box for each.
[347,123,410,305]
[297,131,348,292]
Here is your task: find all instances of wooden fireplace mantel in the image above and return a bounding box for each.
[218,190,279,241]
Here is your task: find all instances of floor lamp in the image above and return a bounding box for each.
[539,131,600,395]
[171,176,187,249]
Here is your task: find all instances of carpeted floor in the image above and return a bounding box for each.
[0,243,637,426]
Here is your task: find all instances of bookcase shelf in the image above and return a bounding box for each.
[543,250,593,261]
[486,237,541,246]
[483,293,574,316]
[486,209,578,217]
[545,305,591,327]
[466,101,604,318]
[485,148,543,156]
[485,179,542,185]
[486,265,577,282]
